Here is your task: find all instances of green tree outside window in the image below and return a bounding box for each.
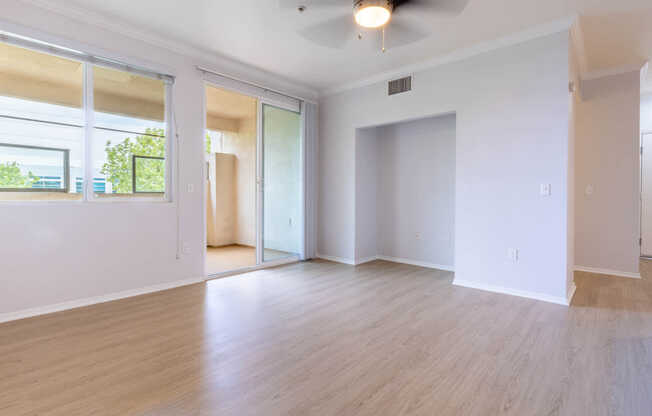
[0,162,39,188]
[101,128,165,194]
[101,130,214,194]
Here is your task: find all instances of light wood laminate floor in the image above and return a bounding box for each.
[2,260,652,415]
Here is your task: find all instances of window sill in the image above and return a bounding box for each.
[0,192,173,205]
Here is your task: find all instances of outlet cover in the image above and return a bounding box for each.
[540,184,551,196]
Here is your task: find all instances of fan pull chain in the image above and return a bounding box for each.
[382,28,386,53]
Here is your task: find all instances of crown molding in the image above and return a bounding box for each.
[15,0,319,101]
[581,62,648,82]
[321,14,578,97]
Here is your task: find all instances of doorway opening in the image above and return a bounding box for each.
[205,86,257,274]
[354,113,456,269]
[204,84,303,276]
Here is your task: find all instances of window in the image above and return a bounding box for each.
[0,37,173,202]
[205,130,224,156]
[92,66,168,198]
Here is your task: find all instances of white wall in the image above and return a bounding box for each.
[643,94,652,132]
[376,115,456,267]
[354,127,379,261]
[568,31,579,294]
[0,0,316,318]
[354,116,456,266]
[320,31,573,302]
[574,71,641,275]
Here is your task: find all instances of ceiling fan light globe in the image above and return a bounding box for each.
[354,1,392,28]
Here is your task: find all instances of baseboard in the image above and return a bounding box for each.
[316,253,356,265]
[574,266,641,279]
[376,255,455,272]
[355,256,378,265]
[0,277,205,324]
[317,253,455,271]
[453,279,571,306]
[567,281,577,305]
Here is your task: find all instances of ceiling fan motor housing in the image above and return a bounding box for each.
[353,0,394,14]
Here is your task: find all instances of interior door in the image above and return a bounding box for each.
[642,133,652,256]
[260,103,302,262]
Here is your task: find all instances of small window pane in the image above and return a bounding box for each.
[0,144,65,187]
[0,110,83,201]
[133,156,165,193]
[94,128,166,197]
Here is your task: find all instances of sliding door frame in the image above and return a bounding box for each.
[201,79,305,280]
[258,100,305,265]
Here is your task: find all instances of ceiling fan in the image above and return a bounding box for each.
[279,0,470,52]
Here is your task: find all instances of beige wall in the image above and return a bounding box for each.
[206,115,239,132]
[206,153,236,247]
[221,110,257,247]
[575,70,641,275]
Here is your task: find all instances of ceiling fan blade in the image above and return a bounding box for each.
[380,19,429,49]
[394,0,470,16]
[299,14,356,49]
[278,0,350,9]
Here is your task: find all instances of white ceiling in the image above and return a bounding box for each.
[22,0,652,93]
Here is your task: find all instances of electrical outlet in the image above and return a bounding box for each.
[540,184,551,196]
[187,184,194,193]
[182,242,191,254]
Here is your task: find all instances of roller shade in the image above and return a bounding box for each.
[198,66,301,113]
[94,66,165,122]
[1,33,173,122]
[0,41,83,109]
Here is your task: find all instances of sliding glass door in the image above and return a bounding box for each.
[261,104,302,262]
[203,81,305,277]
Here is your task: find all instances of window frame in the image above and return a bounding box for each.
[0,33,175,204]
[0,142,70,193]
[132,155,166,194]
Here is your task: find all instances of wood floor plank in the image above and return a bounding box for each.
[2,259,652,415]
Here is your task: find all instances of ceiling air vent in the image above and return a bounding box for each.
[388,76,412,96]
